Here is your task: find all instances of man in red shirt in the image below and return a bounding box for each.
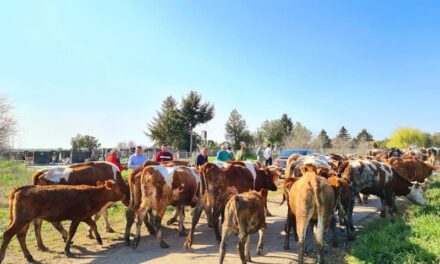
[106,149,127,171]
[155,144,173,162]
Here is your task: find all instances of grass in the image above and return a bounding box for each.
[346,173,440,264]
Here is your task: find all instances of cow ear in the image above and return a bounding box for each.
[105,181,113,189]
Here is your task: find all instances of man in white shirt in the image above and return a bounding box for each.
[263,144,273,166]
[128,146,147,169]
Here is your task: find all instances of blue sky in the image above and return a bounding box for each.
[1,1,439,148]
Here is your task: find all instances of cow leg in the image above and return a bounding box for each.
[257,227,265,256]
[178,206,186,236]
[213,212,222,244]
[237,232,247,264]
[330,215,338,247]
[297,214,310,264]
[166,208,179,226]
[342,202,355,241]
[356,193,363,205]
[154,220,169,249]
[16,223,34,263]
[218,227,232,264]
[261,189,272,217]
[124,208,135,246]
[244,234,252,262]
[84,218,102,245]
[380,198,387,218]
[64,221,80,257]
[184,200,205,250]
[102,207,115,233]
[284,211,292,250]
[313,216,325,264]
[0,221,23,263]
[132,208,147,249]
[50,221,68,242]
[34,219,48,251]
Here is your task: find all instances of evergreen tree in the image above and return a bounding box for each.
[336,126,351,141]
[280,113,293,134]
[318,129,332,148]
[356,129,374,142]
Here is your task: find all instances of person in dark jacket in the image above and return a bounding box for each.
[195,147,209,167]
[155,144,173,162]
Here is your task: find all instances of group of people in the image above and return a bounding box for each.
[104,143,275,171]
[105,144,174,171]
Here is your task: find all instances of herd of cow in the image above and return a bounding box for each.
[0,146,439,264]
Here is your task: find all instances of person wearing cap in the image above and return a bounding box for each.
[155,144,173,162]
[128,146,147,169]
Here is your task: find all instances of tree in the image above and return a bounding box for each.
[280,113,293,134]
[336,126,351,141]
[386,127,427,148]
[180,91,215,152]
[356,129,374,143]
[432,133,440,147]
[0,96,18,151]
[146,92,214,151]
[259,119,286,146]
[70,134,101,152]
[225,109,251,149]
[318,129,332,148]
[284,122,312,148]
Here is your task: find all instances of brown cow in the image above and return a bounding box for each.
[226,161,280,216]
[184,162,255,250]
[327,175,354,241]
[288,164,337,264]
[31,161,130,249]
[0,181,124,263]
[125,165,199,248]
[219,191,266,264]
[387,156,439,183]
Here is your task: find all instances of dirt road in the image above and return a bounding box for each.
[16,194,385,264]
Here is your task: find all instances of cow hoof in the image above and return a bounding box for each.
[87,233,94,239]
[38,246,49,252]
[65,252,75,258]
[245,255,251,262]
[25,254,35,263]
[283,244,289,250]
[179,230,186,237]
[160,241,170,248]
[106,227,115,233]
[257,247,263,255]
[183,239,192,250]
[380,211,386,218]
[266,211,273,217]
[96,237,103,245]
[125,237,131,247]
[166,218,177,226]
[131,237,140,249]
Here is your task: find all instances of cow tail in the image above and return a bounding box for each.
[310,174,321,214]
[200,171,207,195]
[32,171,43,185]
[8,188,18,226]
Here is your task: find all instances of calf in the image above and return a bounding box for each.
[31,161,130,248]
[0,181,124,263]
[184,162,254,250]
[219,191,266,264]
[288,164,337,264]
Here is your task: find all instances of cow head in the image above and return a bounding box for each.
[388,147,403,158]
[406,181,426,206]
[259,167,278,191]
[98,180,126,202]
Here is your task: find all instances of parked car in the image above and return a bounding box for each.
[273,149,313,172]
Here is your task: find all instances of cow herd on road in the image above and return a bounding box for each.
[0,146,439,264]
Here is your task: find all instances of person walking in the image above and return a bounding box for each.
[106,149,127,171]
[227,146,235,161]
[264,144,273,166]
[128,146,147,169]
[236,146,248,161]
[195,147,209,167]
[256,144,265,163]
[155,144,173,162]
[216,145,230,161]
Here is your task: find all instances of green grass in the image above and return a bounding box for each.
[346,174,440,264]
